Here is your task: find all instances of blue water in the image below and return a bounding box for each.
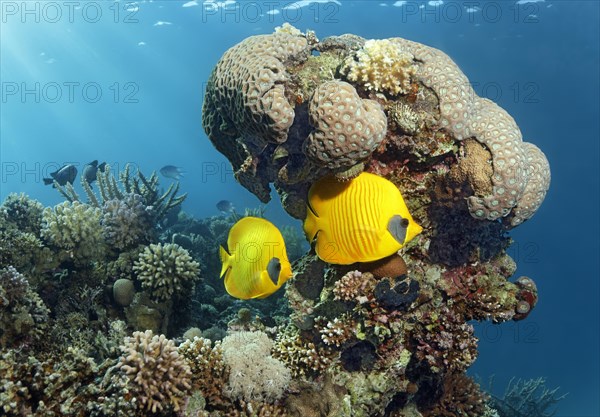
[1,1,598,415]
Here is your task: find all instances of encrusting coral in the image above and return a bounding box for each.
[133,242,200,301]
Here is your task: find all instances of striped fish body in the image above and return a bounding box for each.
[220,217,292,299]
[304,173,422,264]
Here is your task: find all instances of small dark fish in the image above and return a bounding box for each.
[216,200,234,213]
[82,160,107,184]
[43,164,77,186]
[160,165,185,180]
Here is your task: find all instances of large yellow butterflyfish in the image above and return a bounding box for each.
[219,217,293,299]
[304,172,422,264]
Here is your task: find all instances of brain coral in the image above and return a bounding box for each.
[117,330,192,413]
[388,37,550,224]
[41,201,104,260]
[202,29,550,226]
[341,39,417,95]
[133,243,200,301]
[202,30,310,201]
[304,80,387,171]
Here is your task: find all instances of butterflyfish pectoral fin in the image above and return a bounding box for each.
[387,215,409,245]
[219,245,232,279]
[266,257,281,286]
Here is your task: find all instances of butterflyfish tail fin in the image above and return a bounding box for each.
[219,245,231,279]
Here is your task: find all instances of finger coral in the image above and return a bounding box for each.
[133,243,200,301]
[178,336,228,408]
[117,330,192,413]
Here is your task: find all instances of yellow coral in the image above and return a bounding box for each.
[342,39,416,95]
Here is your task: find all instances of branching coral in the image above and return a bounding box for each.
[423,373,489,417]
[341,39,417,95]
[412,305,478,374]
[0,266,49,348]
[178,337,229,408]
[117,330,192,413]
[490,377,566,417]
[55,164,186,223]
[0,193,44,235]
[101,193,154,250]
[272,324,333,378]
[41,201,105,261]
[133,243,200,301]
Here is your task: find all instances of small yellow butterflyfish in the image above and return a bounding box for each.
[303,172,423,264]
[219,217,293,299]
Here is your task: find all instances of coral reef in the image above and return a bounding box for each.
[133,242,200,301]
[0,27,556,417]
[202,28,550,228]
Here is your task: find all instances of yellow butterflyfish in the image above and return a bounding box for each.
[219,217,293,299]
[303,172,422,264]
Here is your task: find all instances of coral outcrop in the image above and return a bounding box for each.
[202,28,550,227]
